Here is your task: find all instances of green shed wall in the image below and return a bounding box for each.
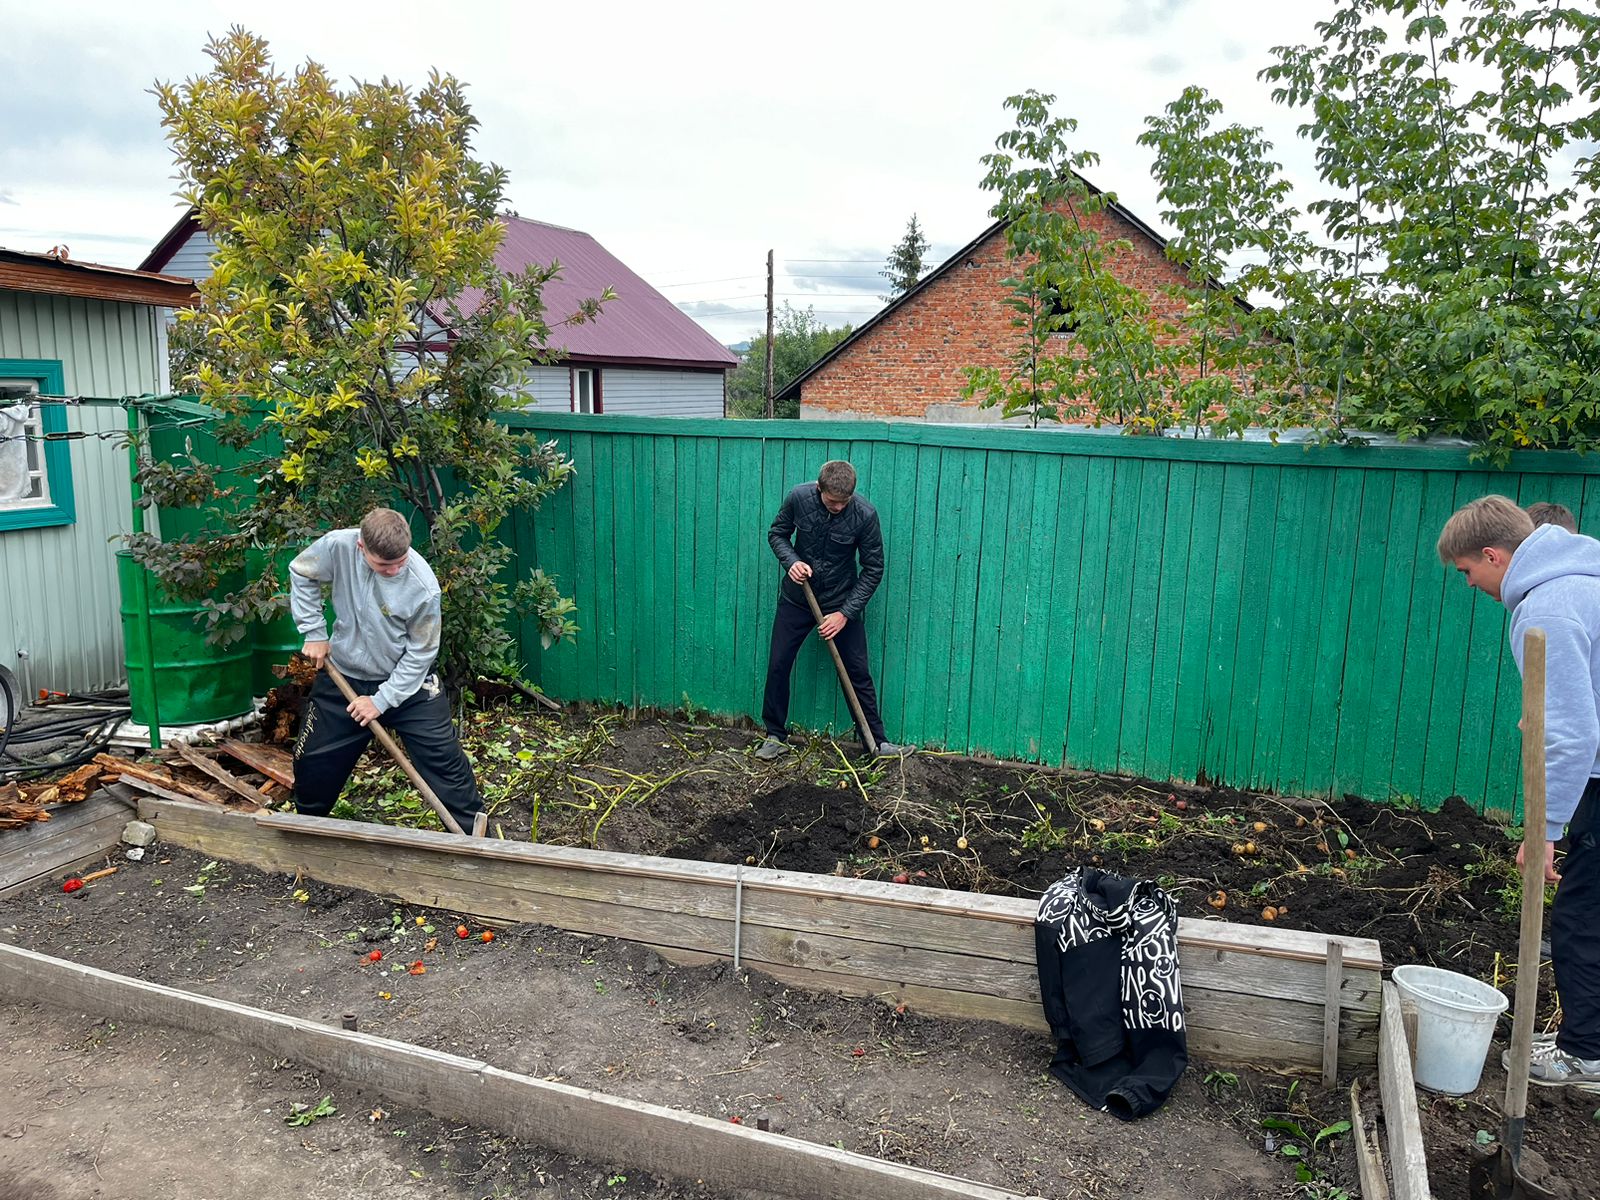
[507,414,1600,818]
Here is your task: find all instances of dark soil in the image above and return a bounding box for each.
[0,847,1310,1200]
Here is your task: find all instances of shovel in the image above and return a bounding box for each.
[799,579,880,757]
[1469,626,1557,1200]
[322,661,468,837]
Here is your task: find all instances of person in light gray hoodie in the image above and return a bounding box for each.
[288,507,482,831]
[1439,494,1600,1086]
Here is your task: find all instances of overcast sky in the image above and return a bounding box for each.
[2,0,1333,345]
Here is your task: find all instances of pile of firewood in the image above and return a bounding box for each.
[0,739,294,829]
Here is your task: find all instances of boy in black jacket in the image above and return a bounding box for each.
[757,460,910,760]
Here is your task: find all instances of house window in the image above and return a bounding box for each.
[571,367,602,414]
[0,359,73,532]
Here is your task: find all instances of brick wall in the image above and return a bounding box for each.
[798,204,1200,421]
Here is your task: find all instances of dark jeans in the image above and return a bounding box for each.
[292,670,482,832]
[762,599,887,744]
[1554,779,1600,1058]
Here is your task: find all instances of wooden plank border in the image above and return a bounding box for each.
[134,799,1384,1073]
[0,787,135,899]
[1378,983,1433,1200]
[0,943,1036,1200]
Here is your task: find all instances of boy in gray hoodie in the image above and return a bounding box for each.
[1439,494,1600,1086]
[288,508,482,831]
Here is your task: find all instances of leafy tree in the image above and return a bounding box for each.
[960,91,1167,428]
[727,304,853,419]
[880,214,930,300]
[138,28,612,688]
[966,2,1600,456]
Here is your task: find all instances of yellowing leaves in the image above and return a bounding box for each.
[355,449,389,478]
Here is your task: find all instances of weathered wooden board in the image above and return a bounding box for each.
[138,800,1383,1072]
[0,943,1037,1200]
[1379,983,1432,1200]
[0,786,135,898]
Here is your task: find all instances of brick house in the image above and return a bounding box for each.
[779,185,1203,423]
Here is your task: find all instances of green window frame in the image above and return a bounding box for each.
[0,358,74,532]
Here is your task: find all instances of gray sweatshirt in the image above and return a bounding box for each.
[289,528,443,714]
[1500,523,1600,841]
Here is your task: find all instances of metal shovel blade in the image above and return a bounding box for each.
[1468,1139,1557,1200]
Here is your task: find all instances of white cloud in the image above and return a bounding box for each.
[0,0,1334,341]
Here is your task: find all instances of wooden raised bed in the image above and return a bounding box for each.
[134,796,1383,1075]
[0,787,135,898]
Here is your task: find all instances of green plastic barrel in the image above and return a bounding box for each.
[143,398,276,542]
[118,550,253,727]
[249,546,304,696]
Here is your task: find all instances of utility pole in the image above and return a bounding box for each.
[763,249,775,419]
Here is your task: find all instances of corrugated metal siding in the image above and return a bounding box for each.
[601,368,724,418]
[0,292,167,697]
[164,231,217,284]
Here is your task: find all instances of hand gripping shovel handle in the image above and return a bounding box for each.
[322,660,467,836]
[799,578,879,756]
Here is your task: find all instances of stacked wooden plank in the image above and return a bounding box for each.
[136,798,1383,1074]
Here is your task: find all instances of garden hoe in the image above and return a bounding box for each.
[1469,626,1556,1200]
[799,579,879,757]
[322,661,473,837]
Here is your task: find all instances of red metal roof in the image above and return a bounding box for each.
[454,217,735,370]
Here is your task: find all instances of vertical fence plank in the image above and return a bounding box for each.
[1066,457,1116,769]
[1090,458,1143,771]
[1014,455,1062,762]
[1169,461,1224,782]
[1358,472,1425,803]
[1226,466,1281,787]
[1142,461,1196,782]
[1253,466,1308,791]
[1039,456,1091,764]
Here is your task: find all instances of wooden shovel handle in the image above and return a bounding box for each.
[1505,627,1547,1141]
[799,578,879,756]
[322,661,466,836]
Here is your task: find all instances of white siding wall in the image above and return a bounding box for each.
[516,365,575,412]
[0,292,169,697]
[601,368,724,418]
[165,230,218,282]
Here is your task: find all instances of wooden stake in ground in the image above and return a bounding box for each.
[321,662,466,837]
[799,579,879,757]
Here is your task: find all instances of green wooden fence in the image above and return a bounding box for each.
[505,413,1600,818]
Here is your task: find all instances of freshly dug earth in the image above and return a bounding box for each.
[0,847,1325,1200]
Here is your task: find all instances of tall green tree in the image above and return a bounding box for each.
[880,214,930,300]
[968,2,1600,454]
[727,304,853,419]
[960,91,1166,428]
[139,28,611,686]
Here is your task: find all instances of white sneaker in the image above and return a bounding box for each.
[754,736,791,761]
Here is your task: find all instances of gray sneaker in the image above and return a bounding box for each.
[754,736,791,761]
[1503,1040,1600,1087]
[874,741,915,759]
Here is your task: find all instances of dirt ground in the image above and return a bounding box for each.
[0,1000,730,1200]
[6,697,1595,1198]
[1,844,1328,1200]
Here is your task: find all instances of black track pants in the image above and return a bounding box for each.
[292,670,482,832]
[761,599,887,744]
[1553,780,1600,1058]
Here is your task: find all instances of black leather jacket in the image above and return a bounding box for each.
[767,484,884,619]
